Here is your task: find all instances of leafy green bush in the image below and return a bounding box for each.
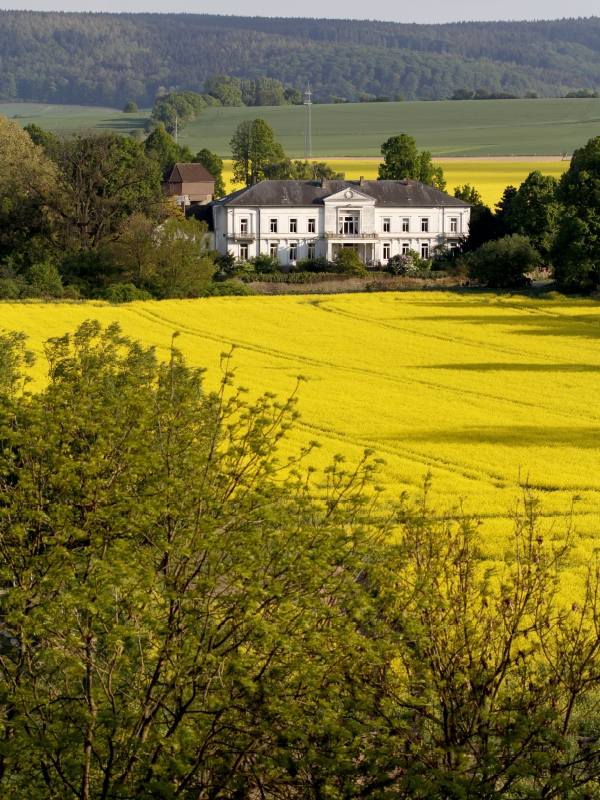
[387,250,429,276]
[296,256,330,273]
[101,283,153,303]
[334,247,367,276]
[468,234,540,287]
[123,101,138,113]
[250,253,281,274]
[0,278,20,299]
[205,281,256,295]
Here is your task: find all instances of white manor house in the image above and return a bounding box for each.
[208,177,471,266]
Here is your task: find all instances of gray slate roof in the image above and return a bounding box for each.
[213,179,470,208]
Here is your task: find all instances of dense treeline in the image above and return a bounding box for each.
[0,116,245,301]
[3,321,600,799]
[0,11,599,106]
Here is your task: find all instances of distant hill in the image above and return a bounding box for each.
[0,12,599,107]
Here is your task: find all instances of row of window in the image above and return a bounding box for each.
[238,217,460,235]
[383,242,430,259]
[240,241,440,261]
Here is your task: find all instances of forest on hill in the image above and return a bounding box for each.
[0,12,599,107]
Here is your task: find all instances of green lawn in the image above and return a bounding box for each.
[3,97,600,157]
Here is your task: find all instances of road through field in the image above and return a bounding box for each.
[3,292,600,586]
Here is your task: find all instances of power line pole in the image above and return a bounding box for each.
[174,115,178,144]
[304,83,312,158]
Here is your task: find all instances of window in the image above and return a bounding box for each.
[402,218,410,232]
[307,242,316,259]
[340,213,359,234]
[421,218,429,232]
[383,218,391,233]
[270,219,278,233]
[289,242,298,261]
[421,243,429,259]
[308,218,316,233]
[383,242,391,260]
[402,242,410,255]
[269,242,278,258]
[239,243,249,261]
[240,218,248,235]
[289,219,297,233]
[450,217,458,233]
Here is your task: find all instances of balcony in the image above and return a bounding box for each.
[324,231,377,239]
[232,233,256,241]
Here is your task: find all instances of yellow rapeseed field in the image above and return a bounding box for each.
[222,160,570,208]
[3,291,600,582]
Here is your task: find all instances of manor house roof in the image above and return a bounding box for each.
[213,179,471,208]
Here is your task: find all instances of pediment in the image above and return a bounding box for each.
[323,188,376,205]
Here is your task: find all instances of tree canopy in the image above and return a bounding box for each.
[378,133,446,190]
[3,322,600,796]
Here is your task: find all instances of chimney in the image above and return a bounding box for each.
[407,177,411,186]
[432,179,436,189]
[251,175,257,185]
[321,176,327,188]
[359,175,365,186]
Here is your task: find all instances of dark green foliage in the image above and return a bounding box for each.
[468,233,540,287]
[230,118,285,185]
[23,123,59,155]
[0,13,598,106]
[4,323,600,797]
[296,255,330,272]
[100,282,153,302]
[250,253,281,273]
[144,126,192,172]
[203,74,244,106]
[334,247,367,275]
[452,87,474,99]
[193,148,226,197]
[378,133,446,190]
[150,90,205,131]
[123,100,138,112]
[508,171,560,259]
[552,136,600,290]
[204,280,256,295]
[565,89,600,98]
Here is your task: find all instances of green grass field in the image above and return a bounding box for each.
[3,98,600,157]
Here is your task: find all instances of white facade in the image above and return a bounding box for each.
[212,180,471,267]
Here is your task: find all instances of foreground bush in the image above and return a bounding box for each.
[2,324,600,798]
[468,233,540,287]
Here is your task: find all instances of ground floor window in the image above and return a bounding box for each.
[383,242,391,260]
[239,243,249,261]
[307,242,316,259]
[289,242,298,261]
[421,243,429,259]
[269,242,278,258]
[402,242,410,255]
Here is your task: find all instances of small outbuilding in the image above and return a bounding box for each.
[163,163,215,207]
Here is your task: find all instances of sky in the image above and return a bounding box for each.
[1,0,598,24]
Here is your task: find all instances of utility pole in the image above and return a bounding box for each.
[174,115,178,144]
[304,83,312,158]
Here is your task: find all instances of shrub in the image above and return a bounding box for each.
[468,234,540,287]
[123,101,139,113]
[387,250,428,276]
[205,281,256,295]
[101,283,153,303]
[334,248,367,276]
[28,261,63,296]
[251,253,281,274]
[0,278,20,299]
[296,256,330,273]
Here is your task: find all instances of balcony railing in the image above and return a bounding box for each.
[232,233,256,241]
[324,231,377,239]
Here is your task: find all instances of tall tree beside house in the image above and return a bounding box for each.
[378,133,446,190]
[194,148,226,197]
[551,135,600,290]
[508,171,560,259]
[230,118,286,186]
[144,126,194,173]
[55,131,164,252]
